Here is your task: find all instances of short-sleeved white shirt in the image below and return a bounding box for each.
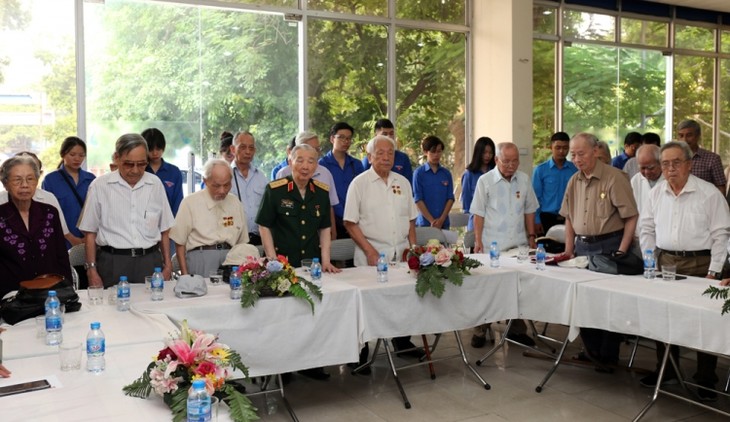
[79,171,174,249]
[343,168,417,267]
[469,169,538,251]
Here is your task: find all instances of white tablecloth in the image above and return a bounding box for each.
[0,342,234,422]
[1,292,178,361]
[573,275,730,355]
[130,279,361,377]
[337,265,520,341]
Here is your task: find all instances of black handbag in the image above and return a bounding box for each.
[0,274,82,325]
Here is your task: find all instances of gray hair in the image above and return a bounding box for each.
[495,142,518,159]
[571,132,599,148]
[202,158,232,180]
[290,144,318,161]
[596,141,611,157]
[295,131,318,146]
[660,141,692,161]
[115,133,148,156]
[636,144,661,163]
[677,119,700,136]
[366,135,396,154]
[0,155,40,185]
[233,131,255,145]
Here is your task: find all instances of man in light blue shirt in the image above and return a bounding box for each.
[231,131,268,246]
[532,132,577,235]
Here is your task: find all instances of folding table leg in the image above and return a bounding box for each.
[453,330,490,390]
[476,319,513,366]
[420,334,436,380]
[633,342,671,421]
[382,339,412,409]
[535,331,570,393]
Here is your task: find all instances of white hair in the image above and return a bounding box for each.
[366,135,396,154]
[203,158,232,179]
[295,131,318,145]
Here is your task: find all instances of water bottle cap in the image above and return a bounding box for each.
[537,243,544,248]
[192,379,206,389]
[90,322,100,329]
[120,276,128,281]
[380,253,385,257]
[644,249,652,253]
[232,266,239,271]
[491,241,497,245]
[48,290,57,297]
[312,258,320,263]
[154,267,162,272]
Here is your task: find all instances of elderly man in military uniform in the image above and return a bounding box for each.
[256,144,340,272]
[170,158,249,277]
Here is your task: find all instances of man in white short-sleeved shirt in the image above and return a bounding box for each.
[79,134,174,288]
[344,135,417,267]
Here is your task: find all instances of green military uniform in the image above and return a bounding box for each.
[255,176,331,267]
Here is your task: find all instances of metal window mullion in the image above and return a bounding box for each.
[75,0,87,149]
[387,0,396,126]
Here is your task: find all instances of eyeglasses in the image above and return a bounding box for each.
[333,134,353,142]
[638,165,658,171]
[121,161,148,170]
[660,159,687,169]
[8,177,38,186]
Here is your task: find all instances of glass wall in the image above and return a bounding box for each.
[0,0,76,169]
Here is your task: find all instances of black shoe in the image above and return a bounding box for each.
[506,332,536,347]
[471,334,487,348]
[639,372,678,388]
[279,372,292,386]
[298,367,330,380]
[574,350,613,374]
[392,340,426,359]
[697,383,718,402]
[347,362,372,375]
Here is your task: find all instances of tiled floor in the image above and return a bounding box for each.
[243,323,729,421]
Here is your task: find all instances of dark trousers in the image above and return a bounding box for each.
[335,216,350,240]
[539,212,565,234]
[97,248,162,288]
[655,252,718,385]
[248,232,262,246]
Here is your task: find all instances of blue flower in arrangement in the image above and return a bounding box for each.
[419,252,435,267]
[266,260,284,273]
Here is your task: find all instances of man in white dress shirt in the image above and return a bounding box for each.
[170,159,249,277]
[469,142,538,348]
[639,140,730,400]
[630,144,663,240]
[230,131,268,246]
[79,134,175,288]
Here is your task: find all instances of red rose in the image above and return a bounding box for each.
[195,361,217,376]
[407,255,420,270]
[157,347,177,361]
[456,250,464,263]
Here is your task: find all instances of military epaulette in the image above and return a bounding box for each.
[313,180,330,192]
[269,178,288,189]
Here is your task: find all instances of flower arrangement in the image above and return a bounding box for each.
[123,321,258,422]
[237,255,322,314]
[407,239,482,298]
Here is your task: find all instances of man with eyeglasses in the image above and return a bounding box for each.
[230,131,268,246]
[319,122,364,239]
[362,118,413,187]
[560,132,638,370]
[470,142,538,347]
[629,144,663,241]
[639,141,730,401]
[79,133,175,288]
[676,119,726,193]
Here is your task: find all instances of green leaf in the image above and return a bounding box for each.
[222,384,260,422]
[703,285,730,315]
[167,388,189,422]
[121,369,153,398]
[289,283,315,314]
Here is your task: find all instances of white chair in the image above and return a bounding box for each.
[448,212,469,229]
[171,253,181,274]
[463,231,476,251]
[415,226,447,246]
[68,243,86,267]
[70,267,79,291]
[330,238,356,262]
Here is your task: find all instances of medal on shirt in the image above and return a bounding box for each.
[315,204,320,217]
[287,181,294,192]
[600,192,606,199]
[392,184,402,195]
[281,199,294,209]
[516,191,521,199]
[222,216,233,227]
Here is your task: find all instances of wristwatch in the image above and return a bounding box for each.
[84,262,97,270]
[707,270,721,279]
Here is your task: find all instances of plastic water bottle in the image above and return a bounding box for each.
[310,258,322,286]
[643,249,656,279]
[187,379,212,422]
[45,290,58,313]
[536,243,546,271]
[229,266,242,300]
[377,253,388,283]
[150,267,164,301]
[489,241,500,268]
[86,321,105,373]
[45,300,63,346]
[117,275,130,311]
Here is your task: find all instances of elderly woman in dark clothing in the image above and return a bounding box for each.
[0,156,72,299]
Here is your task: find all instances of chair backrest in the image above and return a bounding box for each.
[68,243,86,267]
[70,267,79,291]
[330,238,356,262]
[448,212,469,229]
[463,231,476,250]
[415,226,447,245]
[171,253,181,273]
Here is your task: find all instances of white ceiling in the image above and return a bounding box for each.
[649,0,730,14]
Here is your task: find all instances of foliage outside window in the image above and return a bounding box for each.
[532,40,556,165]
[675,24,715,51]
[563,10,615,42]
[673,55,715,144]
[719,59,730,161]
[620,18,667,47]
[396,0,465,25]
[722,30,730,54]
[308,0,387,17]
[533,5,556,35]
